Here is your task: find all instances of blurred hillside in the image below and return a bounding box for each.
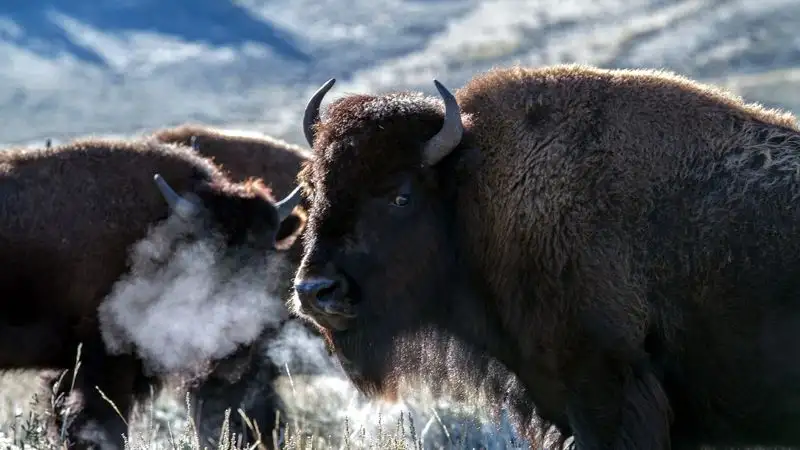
[0,0,799,148]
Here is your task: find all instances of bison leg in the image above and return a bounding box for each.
[51,340,142,450]
[564,354,672,450]
[188,342,286,449]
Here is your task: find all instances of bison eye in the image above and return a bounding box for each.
[392,194,410,207]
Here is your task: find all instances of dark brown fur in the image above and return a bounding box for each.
[0,138,305,450]
[292,64,800,449]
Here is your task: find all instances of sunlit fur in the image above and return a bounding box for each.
[0,138,305,450]
[293,64,800,449]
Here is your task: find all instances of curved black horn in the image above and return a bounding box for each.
[45,139,52,149]
[275,185,303,222]
[153,174,199,219]
[422,80,464,166]
[303,78,336,147]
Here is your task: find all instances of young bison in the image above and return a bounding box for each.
[291,65,800,449]
[0,138,304,450]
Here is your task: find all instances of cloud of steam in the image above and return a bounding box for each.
[266,320,340,375]
[97,213,291,376]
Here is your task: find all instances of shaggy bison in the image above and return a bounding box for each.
[0,138,304,450]
[147,124,324,448]
[290,65,800,449]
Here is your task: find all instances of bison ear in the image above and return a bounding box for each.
[274,208,306,251]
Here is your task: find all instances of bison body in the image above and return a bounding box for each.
[0,138,304,449]
[148,124,311,196]
[290,65,800,449]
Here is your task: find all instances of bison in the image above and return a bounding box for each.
[290,64,800,449]
[146,124,328,448]
[147,123,311,196]
[0,137,304,450]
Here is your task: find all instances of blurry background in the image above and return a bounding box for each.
[1,0,799,149]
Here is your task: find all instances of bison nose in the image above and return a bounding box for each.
[295,278,337,303]
[294,276,355,323]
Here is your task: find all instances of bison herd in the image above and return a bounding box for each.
[3,63,800,450]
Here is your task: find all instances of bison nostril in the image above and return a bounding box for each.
[294,274,357,324]
[316,282,340,303]
[295,277,346,309]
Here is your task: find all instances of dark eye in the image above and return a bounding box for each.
[392,194,410,207]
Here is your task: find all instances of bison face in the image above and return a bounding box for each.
[290,79,467,397]
[152,173,306,295]
[153,173,304,252]
[295,172,460,396]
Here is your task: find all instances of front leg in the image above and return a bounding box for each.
[565,352,672,450]
[50,338,140,450]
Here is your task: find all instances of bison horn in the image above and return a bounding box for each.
[423,80,464,166]
[303,78,336,147]
[153,174,199,219]
[275,185,303,222]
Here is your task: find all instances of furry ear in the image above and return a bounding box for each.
[274,207,307,251]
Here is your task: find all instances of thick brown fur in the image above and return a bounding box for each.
[146,123,322,448]
[292,64,800,449]
[148,123,311,196]
[0,138,305,450]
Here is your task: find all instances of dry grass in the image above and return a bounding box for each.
[0,351,530,450]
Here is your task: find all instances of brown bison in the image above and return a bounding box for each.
[290,65,800,449]
[0,138,304,450]
[144,124,325,448]
[148,123,311,197]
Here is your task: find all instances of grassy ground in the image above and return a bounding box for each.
[0,366,530,450]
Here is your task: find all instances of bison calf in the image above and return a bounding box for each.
[291,66,800,449]
[0,138,304,450]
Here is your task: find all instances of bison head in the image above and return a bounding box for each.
[100,172,307,375]
[289,79,481,397]
[149,171,306,329]
[153,172,304,253]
